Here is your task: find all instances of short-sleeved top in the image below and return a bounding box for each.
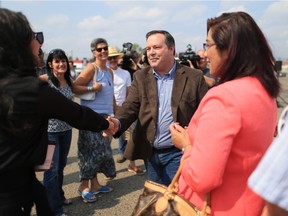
[112,67,131,106]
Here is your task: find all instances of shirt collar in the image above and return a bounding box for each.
[153,61,176,79]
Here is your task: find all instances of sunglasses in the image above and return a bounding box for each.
[34,32,44,44]
[94,46,108,52]
[108,56,118,60]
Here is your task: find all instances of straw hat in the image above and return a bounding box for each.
[108,47,124,57]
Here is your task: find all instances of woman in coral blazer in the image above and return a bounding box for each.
[170,12,280,216]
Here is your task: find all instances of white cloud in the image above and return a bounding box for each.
[4,1,287,59]
[45,14,69,26]
[78,15,111,29]
[113,6,163,21]
[258,1,288,59]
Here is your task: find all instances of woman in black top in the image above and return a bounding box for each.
[0,8,113,216]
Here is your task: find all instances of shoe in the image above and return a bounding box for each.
[93,185,113,195]
[77,190,97,203]
[116,155,127,163]
[128,165,145,175]
[104,176,115,180]
[57,214,68,216]
[63,198,72,205]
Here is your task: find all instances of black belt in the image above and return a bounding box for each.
[153,146,179,152]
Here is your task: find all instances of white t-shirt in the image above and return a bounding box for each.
[112,67,131,106]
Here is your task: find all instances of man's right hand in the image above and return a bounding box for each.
[103,116,120,137]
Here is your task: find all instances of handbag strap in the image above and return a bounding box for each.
[92,63,99,81]
[168,157,211,215]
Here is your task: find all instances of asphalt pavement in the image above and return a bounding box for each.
[34,72,288,216]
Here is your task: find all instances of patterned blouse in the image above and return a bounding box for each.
[47,80,73,132]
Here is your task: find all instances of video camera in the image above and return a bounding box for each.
[179,44,201,68]
[120,42,135,74]
[139,48,149,66]
[122,42,133,57]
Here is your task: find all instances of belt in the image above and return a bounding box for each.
[153,146,179,152]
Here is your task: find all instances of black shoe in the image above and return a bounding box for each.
[116,155,127,163]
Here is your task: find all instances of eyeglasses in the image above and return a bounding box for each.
[94,46,108,52]
[108,56,118,61]
[34,32,44,44]
[203,43,216,51]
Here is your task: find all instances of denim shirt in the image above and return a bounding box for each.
[153,62,176,149]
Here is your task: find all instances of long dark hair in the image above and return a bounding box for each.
[0,8,39,136]
[0,8,36,79]
[46,49,72,87]
[207,11,280,98]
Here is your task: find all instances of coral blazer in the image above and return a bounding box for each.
[178,77,277,216]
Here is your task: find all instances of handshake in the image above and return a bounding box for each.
[103,116,120,137]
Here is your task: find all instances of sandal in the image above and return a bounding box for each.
[77,190,97,203]
[128,165,145,175]
[93,185,113,195]
[104,176,115,180]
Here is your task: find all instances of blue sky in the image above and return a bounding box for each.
[2,1,288,60]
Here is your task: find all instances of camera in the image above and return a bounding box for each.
[122,42,133,57]
[121,42,133,66]
[119,42,136,76]
[139,48,149,66]
[179,44,201,68]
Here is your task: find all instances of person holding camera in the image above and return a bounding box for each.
[106,30,208,186]
[139,48,150,68]
[196,49,218,88]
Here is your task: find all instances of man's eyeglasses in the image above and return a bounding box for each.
[94,46,108,52]
[108,56,118,61]
[203,43,216,51]
[34,32,44,44]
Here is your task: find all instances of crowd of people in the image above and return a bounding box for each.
[1,7,287,216]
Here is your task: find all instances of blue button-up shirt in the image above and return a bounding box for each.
[153,62,176,149]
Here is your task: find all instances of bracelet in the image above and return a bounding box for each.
[87,86,93,92]
[182,144,190,153]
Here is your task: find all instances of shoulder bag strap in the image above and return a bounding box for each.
[168,157,211,215]
[92,63,98,81]
[108,68,114,82]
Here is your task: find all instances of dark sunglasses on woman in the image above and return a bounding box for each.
[34,32,44,44]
